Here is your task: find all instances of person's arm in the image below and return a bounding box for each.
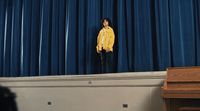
[96,31,101,53]
[108,29,115,51]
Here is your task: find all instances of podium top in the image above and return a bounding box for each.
[163,67,200,98]
[167,67,200,82]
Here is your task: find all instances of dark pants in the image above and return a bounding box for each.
[99,50,113,73]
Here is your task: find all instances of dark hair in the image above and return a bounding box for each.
[101,18,112,27]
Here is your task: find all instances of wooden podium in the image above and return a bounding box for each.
[162,67,200,111]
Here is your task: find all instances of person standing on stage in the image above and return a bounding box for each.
[96,18,115,73]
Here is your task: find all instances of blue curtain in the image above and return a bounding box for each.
[0,0,199,77]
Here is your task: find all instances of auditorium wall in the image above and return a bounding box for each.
[0,71,165,111]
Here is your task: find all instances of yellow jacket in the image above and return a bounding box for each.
[96,26,115,53]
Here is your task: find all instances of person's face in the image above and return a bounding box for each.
[103,20,109,27]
